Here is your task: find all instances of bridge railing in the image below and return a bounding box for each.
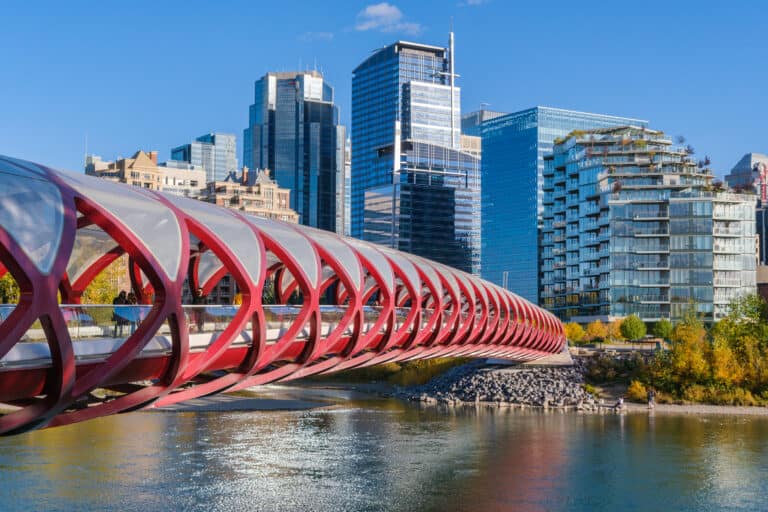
[0,304,442,369]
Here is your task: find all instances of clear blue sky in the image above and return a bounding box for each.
[1,0,765,177]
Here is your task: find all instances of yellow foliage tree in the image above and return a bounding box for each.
[585,320,608,342]
[82,257,126,305]
[607,320,624,343]
[710,336,744,386]
[669,321,710,384]
[564,322,585,343]
[0,273,20,304]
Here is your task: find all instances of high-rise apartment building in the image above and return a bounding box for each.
[478,107,647,302]
[541,126,756,324]
[352,35,481,274]
[243,71,344,234]
[171,133,238,183]
[344,138,351,237]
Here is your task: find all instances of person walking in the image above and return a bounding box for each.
[192,287,207,332]
[647,388,656,409]
[126,292,139,335]
[112,290,127,337]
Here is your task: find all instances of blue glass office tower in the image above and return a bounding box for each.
[479,107,647,302]
[244,71,345,233]
[352,35,481,274]
[171,133,238,183]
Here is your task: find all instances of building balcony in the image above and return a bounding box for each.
[713,245,741,254]
[634,230,669,237]
[634,248,669,254]
[713,229,743,237]
[714,280,743,287]
[633,214,669,221]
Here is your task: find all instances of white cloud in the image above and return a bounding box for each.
[355,3,422,36]
[299,31,334,42]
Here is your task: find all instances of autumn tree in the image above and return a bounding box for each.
[0,273,20,304]
[669,311,710,384]
[564,322,585,344]
[585,320,608,342]
[709,336,744,386]
[81,259,125,305]
[607,320,624,343]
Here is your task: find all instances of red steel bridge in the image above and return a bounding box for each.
[0,155,565,435]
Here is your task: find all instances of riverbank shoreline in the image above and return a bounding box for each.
[140,379,768,417]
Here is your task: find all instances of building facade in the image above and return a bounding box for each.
[364,142,481,272]
[243,71,344,233]
[344,138,351,237]
[159,160,206,198]
[171,133,238,184]
[478,107,647,302]
[541,126,756,324]
[352,35,481,274]
[461,109,506,137]
[201,167,298,223]
[85,150,163,190]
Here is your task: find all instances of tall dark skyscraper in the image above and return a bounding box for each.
[244,71,345,233]
[351,34,481,274]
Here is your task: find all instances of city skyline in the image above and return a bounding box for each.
[2,1,765,177]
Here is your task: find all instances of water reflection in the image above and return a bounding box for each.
[0,396,766,512]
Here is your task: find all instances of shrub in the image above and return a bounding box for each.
[681,384,708,403]
[620,315,647,341]
[585,354,633,383]
[627,380,647,402]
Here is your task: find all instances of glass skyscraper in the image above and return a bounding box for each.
[352,35,481,274]
[478,107,647,302]
[243,71,345,234]
[171,132,238,184]
[541,126,756,323]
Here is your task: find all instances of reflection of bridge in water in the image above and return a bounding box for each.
[0,155,564,435]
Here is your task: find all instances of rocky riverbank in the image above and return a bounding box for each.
[392,360,603,411]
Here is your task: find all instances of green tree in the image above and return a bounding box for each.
[620,315,647,341]
[564,322,585,343]
[652,319,673,341]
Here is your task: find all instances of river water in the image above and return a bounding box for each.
[1,386,767,512]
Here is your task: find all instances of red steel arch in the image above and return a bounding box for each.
[0,156,565,434]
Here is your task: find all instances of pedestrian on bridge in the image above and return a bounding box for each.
[112,290,128,337]
[192,287,207,332]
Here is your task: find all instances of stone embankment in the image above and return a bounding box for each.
[393,360,601,411]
